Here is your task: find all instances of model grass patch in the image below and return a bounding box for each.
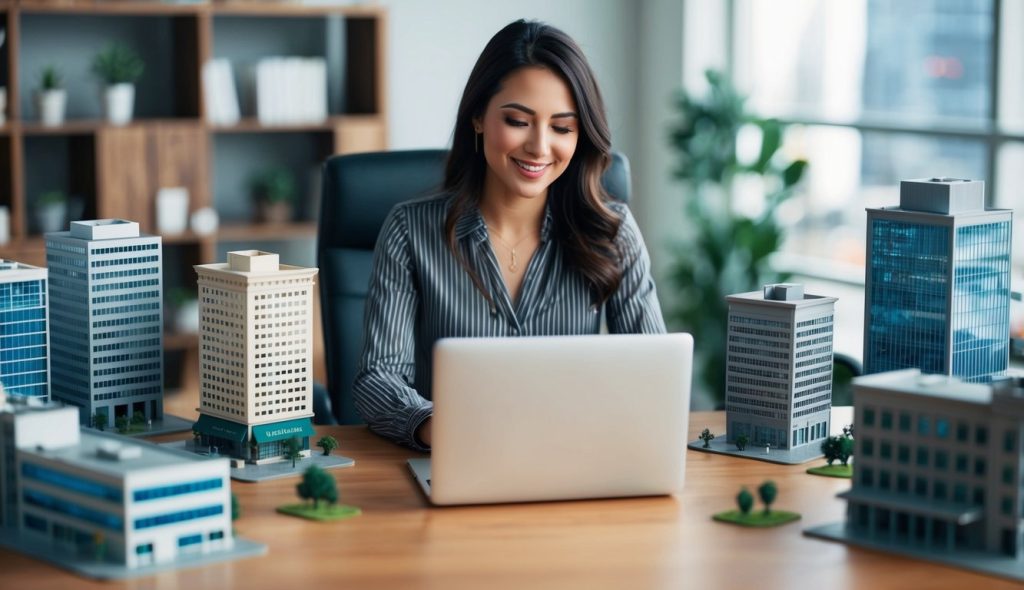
[715,480,799,528]
[712,509,801,527]
[806,464,853,478]
[276,503,361,522]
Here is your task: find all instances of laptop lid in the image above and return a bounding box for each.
[425,333,692,505]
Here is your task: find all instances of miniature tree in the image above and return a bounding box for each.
[131,410,146,427]
[821,436,840,466]
[115,415,130,433]
[699,428,715,448]
[736,487,754,515]
[758,480,778,515]
[91,412,106,432]
[838,432,854,467]
[231,493,240,522]
[317,435,339,456]
[296,465,338,510]
[735,433,749,451]
[283,436,303,469]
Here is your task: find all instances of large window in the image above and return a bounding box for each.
[729,0,1022,274]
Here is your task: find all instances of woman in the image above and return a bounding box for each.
[353,20,665,450]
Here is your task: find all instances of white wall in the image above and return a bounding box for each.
[380,0,641,193]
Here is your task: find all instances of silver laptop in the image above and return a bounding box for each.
[408,333,693,505]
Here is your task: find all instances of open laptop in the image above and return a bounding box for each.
[408,333,693,505]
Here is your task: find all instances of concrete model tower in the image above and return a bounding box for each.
[0,261,49,400]
[864,178,1013,381]
[807,371,1024,579]
[46,220,163,427]
[725,283,837,450]
[193,250,318,464]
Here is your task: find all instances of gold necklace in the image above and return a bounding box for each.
[486,226,532,273]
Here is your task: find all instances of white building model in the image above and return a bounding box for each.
[0,395,234,569]
[725,283,837,451]
[193,250,318,464]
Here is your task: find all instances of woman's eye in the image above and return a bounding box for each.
[504,117,528,127]
[553,126,573,135]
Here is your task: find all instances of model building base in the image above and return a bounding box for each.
[688,437,824,465]
[90,414,196,438]
[805,522,1024,583]
[0,526,266,581]
[713,510,801,528]
[276,503,362,522]
[805,464,853,478]
[160,440,355,482]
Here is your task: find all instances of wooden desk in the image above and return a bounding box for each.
[2,412,1019,590]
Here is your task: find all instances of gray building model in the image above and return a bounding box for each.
[807,370,1024,580]
[864,178,1013,381]
[45,220,163,428]
[725,284,837,451]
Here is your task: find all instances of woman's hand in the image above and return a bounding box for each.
[417,418,433,447]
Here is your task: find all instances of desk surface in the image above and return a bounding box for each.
[3,412,1020,590]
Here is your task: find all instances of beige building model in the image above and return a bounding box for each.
[192,251,318,464]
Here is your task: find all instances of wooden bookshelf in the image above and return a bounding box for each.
[0,0,388,352]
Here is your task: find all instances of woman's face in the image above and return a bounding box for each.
[475,66,579,202]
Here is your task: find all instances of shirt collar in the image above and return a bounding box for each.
[454,200,555,244]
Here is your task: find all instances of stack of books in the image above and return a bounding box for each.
[255,57,328,126]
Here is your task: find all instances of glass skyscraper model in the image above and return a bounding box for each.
[0,261,49,401]
[864,178,1012,381]
[192,250,318,464]
[46,220,163,428]
[725,283,837,450]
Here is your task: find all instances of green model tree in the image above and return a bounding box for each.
[283,436,303,469]
[231,493,240,522]
[699,428,715,448]
[735,433,749,451]
[821,425,855,467]
[115,415,130,433]
[736,487,754,515]
[131,410,146,427]
[297,465,338,510]
[758,480,778,515]
[316,435,339,456]
[91,413,106,432]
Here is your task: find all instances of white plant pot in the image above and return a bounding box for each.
[36,89,66,127]
[156,187,190,234]
[104,83,135,126]
[36,202,67,234]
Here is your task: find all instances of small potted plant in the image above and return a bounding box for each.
[36,65,66,127]
[249,167,296,223]
[92,43,144,126]
[35,190,67,234]
[166,287,199,334]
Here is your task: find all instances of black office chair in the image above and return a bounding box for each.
[318,149,633,424]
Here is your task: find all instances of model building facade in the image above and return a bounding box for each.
[193,250,317,464]
[864,178,1012,381]
[0,395,233,568]
[46,220,163,428]
[0,260,49,400]
[844,370,1024,557]
[725,283,837,450]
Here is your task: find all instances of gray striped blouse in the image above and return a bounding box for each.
[353,193,666,450]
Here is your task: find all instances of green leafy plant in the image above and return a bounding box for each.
[317,435,339,456]
[39,65,62,91]
[37,190,66,207]
[758,480,778,515]
[736,487,753,515]
[92,43,144,85]
[296,465,338,510]
[699,427,715,449]
[283,436,303,469]
[249,168,297,204]
[735,433,749,451]
[667,70,808,407]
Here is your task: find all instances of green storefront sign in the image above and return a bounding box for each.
[194,414,248,443]
[251,418,315,443]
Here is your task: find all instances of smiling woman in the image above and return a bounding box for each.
[351,20,666,451]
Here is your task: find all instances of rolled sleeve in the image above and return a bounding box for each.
[606,205,667,334]
[352,205,433,451]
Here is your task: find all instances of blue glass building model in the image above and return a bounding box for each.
[0,261,49,400]
[864,178,1013,381]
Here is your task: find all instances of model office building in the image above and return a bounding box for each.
[864,178,1012,381]
[193,250,318,464]
[45,220,163,427]
[725,283,837,450]
[0,260,49,401]
[842,370,1024,557]
[0,394,233,568]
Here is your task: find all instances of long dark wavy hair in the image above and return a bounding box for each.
[443,19,624,307]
